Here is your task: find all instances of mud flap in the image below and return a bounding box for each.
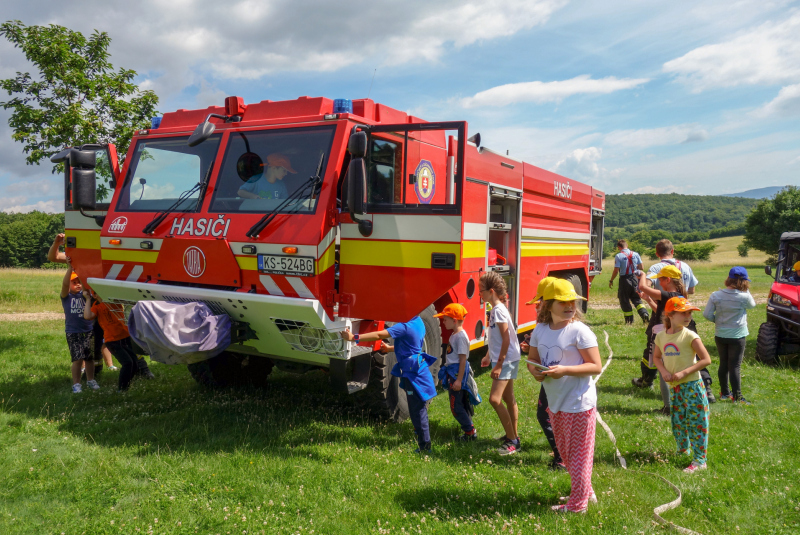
[329,349,372,394]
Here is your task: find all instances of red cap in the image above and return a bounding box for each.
[266,153,297,173]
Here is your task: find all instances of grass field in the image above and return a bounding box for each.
[2,241,800,534]
[0,268,66,314]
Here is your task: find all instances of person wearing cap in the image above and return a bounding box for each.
[647,239,699,295]
[237,152,296,200]
[786,260,800,282]
[525,278,602,513]
[652,297,712,474]
[520,276,565,471]
[341,315,438,453]
[60,263,99,393]
[608,239,650,325]
[435,304,481,441]
[703,267,756,404]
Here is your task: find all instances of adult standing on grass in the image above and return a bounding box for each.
[645,239,715,403]
[60,264,99,393]
[341,317,438,453]
[608,239,650,325]
[703,267,756,404]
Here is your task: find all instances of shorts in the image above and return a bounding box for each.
[66,332,95,362]
[492,359,519,380]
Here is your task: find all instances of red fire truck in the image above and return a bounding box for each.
[59,95,605,420]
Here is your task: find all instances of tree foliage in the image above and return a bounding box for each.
[0,211,64,268]
[0,20,158,188]
[743,186,800,255]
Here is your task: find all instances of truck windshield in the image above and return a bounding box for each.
[116,135,221,212]
[208,125,335,214]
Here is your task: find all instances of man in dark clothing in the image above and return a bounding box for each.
[609,240,650,325]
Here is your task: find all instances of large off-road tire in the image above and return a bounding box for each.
[562,272,587,313]
[358,305,443,422]
[756,321,780,366]
[188,352,274,387]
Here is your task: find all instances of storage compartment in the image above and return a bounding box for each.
[487,189,521,319]
[589,209,604,274]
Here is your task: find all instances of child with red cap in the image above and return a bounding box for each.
[653,297,712,474]
[435,303,481,441]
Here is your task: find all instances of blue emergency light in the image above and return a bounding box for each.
[333,99,353,114]
[151,116,162,129]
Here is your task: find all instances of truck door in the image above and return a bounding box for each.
[339,122,466,322]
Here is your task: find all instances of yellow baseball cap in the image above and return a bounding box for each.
[526,276,557,305]
[543,279,586,302]
[434,303,468,320]
[793,261,800,272]
[654,265,682,280]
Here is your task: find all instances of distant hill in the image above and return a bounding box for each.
[723,186,785,199]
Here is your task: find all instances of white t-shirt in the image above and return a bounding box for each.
[487,303,521,364]
[529,321,598,414]
[445,329,470,366]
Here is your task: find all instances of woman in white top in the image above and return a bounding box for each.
[527,279,602,514]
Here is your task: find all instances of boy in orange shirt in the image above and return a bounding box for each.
[83,291,139,391]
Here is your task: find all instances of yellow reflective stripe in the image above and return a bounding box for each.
[100,249,159,263]
[66,230,101,250]
[317,242,335,274]
[236,256,258,271]
[521,243,589,257]
[341,240,461,270]
[462,240,486,259]
[470,339,486,350]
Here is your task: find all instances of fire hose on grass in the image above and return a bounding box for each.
[594,330,704,535]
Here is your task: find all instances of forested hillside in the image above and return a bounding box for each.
[0,211,64,268]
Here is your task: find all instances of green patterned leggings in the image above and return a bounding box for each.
[670,379,709,465]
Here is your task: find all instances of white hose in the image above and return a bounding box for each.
[596,330,703,535]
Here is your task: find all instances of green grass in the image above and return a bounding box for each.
[0,268,65,314]
[2,307,800,534]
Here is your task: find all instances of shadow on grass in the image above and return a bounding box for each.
[394,485,559,516]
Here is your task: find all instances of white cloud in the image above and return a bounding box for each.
[623,185,677,194]
[605,125,709,148]
[663,11,800,91]
[552,146,622,183]
[1,199,61,214]
[461,75,649,108]
[752,83,800,117]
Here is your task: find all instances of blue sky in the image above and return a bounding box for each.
[1,0,799,212]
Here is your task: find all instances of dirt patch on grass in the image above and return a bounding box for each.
[0,312,64,322]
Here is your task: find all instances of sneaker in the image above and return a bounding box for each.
[549,459,567,471]
[86,379,100,390]
[457,431,477,442]
[72,383,82,394]
[653,406,670,416]
[705,388,716,404]
[498,439,518,456]
[496,434,509,442]
[631,377,652,388]
[551,504,586,514]
[734,395,752,405]
[139,369,155,380]
[719,393,733,401]
[414,442,432,454]
[512,437,521,450]
[108,366,119,371]
[683,461,707,474]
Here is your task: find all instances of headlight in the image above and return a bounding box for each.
[771,294,792,306]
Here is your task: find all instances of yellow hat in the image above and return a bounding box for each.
[655,265,682,280]
[543,279,587,302]
[793,261,800,272]
[526,276,557,305]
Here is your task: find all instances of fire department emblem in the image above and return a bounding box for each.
[414,160,436,204]
[183,246,206,278]
[107,216,128,233]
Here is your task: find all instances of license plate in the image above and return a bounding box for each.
[257,254,315,277]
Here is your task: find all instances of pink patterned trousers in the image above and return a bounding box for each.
[547,407,597,512]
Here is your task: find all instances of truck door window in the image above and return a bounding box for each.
[116,136,221,212]
[209,125,335,214]
[367,138,402,204]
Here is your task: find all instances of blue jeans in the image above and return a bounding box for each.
[402,378,430,447]
[448,387,474,433]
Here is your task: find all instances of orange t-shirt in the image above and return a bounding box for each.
[91,302,129,342]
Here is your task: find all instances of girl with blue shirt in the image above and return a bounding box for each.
[703,267,756,404]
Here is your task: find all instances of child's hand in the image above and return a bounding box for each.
[340,328,355,342]
[490,364,502,380]
[451,381,462,391]
[671,370,686,382]
[527,363,545,382]
[541,365,566,380]
[480,355,490,368]
[82,290,91,300]
[661,371,673,383]
[55,233,65,245]
[378,341,391,354]
[520,341,530,354]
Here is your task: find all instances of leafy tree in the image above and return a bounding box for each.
[743,186,800,256]
[0,20,158,199]
[0,211,64,268]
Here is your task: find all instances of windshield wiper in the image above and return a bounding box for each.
[142,161,215,235]
[246,154,324,238]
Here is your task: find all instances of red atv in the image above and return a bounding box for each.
[757,232,800,364]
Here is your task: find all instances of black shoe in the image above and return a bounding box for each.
[139,369,155,380]
[641,313,650,324]
[733,395,752,405]
[705,387,716,404]
[414,442,432,453]
[653,406,670,416]
[632,377,652,388]
[549,459,567,471]
[457,431,477,442]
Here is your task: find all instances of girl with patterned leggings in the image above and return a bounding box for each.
[526,279,602,513]
[653,297,712,474]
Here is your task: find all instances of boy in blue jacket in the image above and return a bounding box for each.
[342,315,437,452]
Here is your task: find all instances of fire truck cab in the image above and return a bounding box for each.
[61,95,604,421]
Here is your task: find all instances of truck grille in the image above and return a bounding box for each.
[160,295,228,316]
[272,318,345,356]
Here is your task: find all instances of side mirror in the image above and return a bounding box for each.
[187,120,216,147]
[348,131,367,158]
[765,265,772,277]
[70,149,97,211]
[345,157,372,237]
